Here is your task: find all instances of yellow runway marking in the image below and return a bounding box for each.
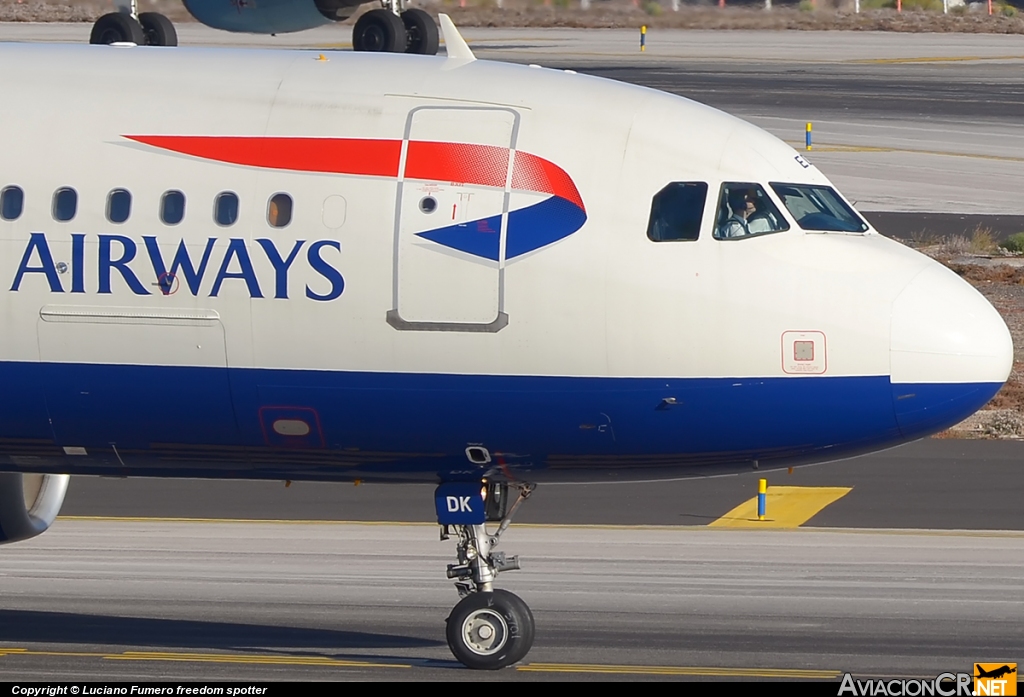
[709,486,852,529]
[518,662,840,678]
[0,647,407,668]
[783,142,1024,164]
[850,55,1024,64]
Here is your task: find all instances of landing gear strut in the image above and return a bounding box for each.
[353,2,439,55]
[90,0,177,46]
[439,481,536,669]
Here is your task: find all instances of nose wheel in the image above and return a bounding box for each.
[447,589,535,670]
[438,481,536,669]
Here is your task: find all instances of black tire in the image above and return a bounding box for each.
[89,13,145,45]
[139,13,178,47]
[401,9,439,56]
[446,590,535,670]
[352,9,406,53]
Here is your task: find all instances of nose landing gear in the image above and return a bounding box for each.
[438,481,536,669]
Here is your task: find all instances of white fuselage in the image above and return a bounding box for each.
[0,44,1011,484]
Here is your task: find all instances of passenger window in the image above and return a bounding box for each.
[52,188,77,222]
[1,185,24,221]
[161,190,185,225]
[215,192,239,227]
[267,193,292,228]
[647,182,707,242]
[107,189,132,224]
[714,183,789,240]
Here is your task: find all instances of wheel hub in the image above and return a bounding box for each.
[462,608,508,656]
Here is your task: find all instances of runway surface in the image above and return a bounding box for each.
[0,437,1012,681]
[1,521,1022,681]
[0,25,1023,680]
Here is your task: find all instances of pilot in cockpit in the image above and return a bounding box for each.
[718,191,754,238]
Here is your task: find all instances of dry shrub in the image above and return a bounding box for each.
[908,228,941,248]
[969,226,999,255]
[937,234,971,256]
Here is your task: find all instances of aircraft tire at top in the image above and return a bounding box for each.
[89,12,145,45]
[445,590,535,670]
[401,9,439,56]
[352,9,407,53]
[139,13,178,47]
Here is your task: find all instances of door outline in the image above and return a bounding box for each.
[386,106,519,333]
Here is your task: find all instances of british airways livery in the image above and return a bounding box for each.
[0,20,1012,669]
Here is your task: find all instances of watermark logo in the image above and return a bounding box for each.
[974,664,1017,697]
[838,673,970,696]
[838,666,1018,697]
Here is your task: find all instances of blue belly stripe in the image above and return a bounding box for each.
[0,361,1002,482]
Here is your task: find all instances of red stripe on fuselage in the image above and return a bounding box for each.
[126,135,402,179]
[126,136,585,213]
[405,141,509,189]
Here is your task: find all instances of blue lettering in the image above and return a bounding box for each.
[99,235,149,295]
[71,233,85,293]
[305,240,344,301]
[256,239,305,299]
[10,232,63,292]
[144,237,216,296]
[210,238,263,298]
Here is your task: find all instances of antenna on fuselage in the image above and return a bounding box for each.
[438,13,475,62]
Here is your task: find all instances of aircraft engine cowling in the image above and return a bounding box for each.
[181,0,361,34]
[0,473,70,545]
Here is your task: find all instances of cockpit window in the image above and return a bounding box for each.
[647,182,707,242]
[770,183,868,233]
[715,183,789,240]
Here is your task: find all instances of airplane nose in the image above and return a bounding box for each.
[890,264,1013,437]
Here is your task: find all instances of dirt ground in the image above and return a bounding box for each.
[1,0,1023,33]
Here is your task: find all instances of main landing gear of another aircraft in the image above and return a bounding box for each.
[90,1,178,47]
[353,4,439,55]
[438,481,536,669]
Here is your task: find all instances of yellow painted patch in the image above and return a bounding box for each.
[518,662,839,678]
[708,486,852,529]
